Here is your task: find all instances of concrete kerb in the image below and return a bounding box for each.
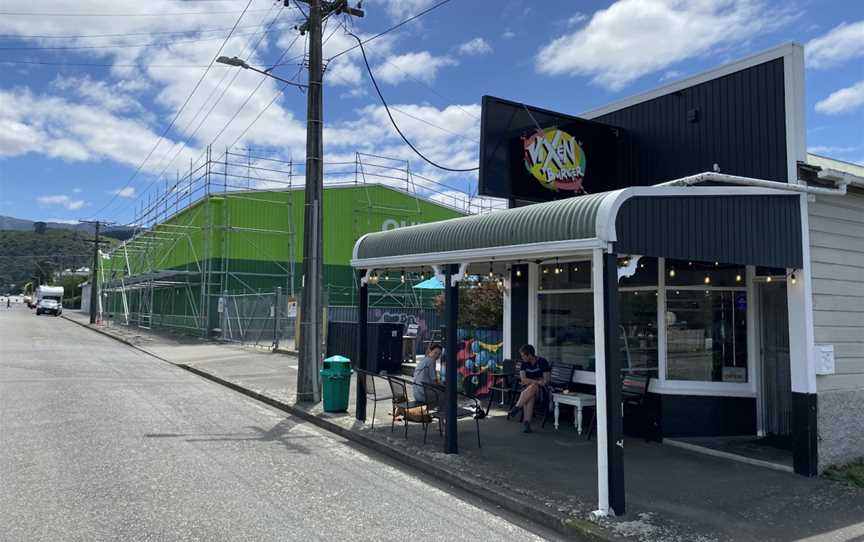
[62,315,616,541]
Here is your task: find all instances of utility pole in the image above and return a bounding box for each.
[293,0,363,403]
[80,220,113,324]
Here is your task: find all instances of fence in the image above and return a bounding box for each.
[220,289,296,349]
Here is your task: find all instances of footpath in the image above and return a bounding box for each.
[64,312,864,542]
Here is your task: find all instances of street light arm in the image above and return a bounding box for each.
[217,55,308,88]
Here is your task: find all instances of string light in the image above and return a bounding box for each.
[766,276,772,283]
[704,275,711,284]
[573,265,579,272]
[516,267,522,278]
[542,266,549,275]
[735,273,742,283]
[714,261,719,266]
[554,258,561,274]
[488,262,494,279]
[669,268,676,278]
[384,271,390,281]
[790,272,797,285]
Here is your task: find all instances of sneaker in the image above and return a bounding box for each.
[522,422,532,433]
[507,406,523,420]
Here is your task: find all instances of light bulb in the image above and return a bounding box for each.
[516,268,522,278]
[573,266,579,272]
[735,274,742,282]
[704,276,711,284]
[669,269,676,278]
[791,272,797,285]
[542,267,549,275]
[766,276,772,283]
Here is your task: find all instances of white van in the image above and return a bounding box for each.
[36,285,64,316]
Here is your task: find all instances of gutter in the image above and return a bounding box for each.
[656,171,852,195]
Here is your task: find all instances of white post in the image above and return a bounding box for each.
[591,247,610,518]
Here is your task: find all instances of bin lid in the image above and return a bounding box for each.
[324,355,351,362]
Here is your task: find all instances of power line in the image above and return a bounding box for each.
[327,0,453,62]
[0,8,272,17]
[127,13,299,221]
[349,32,478,173]
[119,10,304,223]
[89,0,256,220]
[0,28,289,51]
[0,22,283,40]
[0,60,234,68]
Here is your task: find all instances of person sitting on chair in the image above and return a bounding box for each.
[412,343,442,405]
[508,344,550,433]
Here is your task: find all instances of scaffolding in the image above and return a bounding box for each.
[100,147,504,338]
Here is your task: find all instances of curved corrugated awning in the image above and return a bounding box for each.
[353,191,614,264]
[352,186,804,269]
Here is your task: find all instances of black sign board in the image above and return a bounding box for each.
[479,95,624,203]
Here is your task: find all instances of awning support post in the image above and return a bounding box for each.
[591,248,626,517]
[355,270,368,422]
[444,263,459,454]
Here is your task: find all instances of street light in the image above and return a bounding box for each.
[216,56,308,89]
[218,50,321,403]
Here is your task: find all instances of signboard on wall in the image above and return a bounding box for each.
[479,95,623,203]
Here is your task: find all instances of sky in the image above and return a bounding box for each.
[0,0,862,225]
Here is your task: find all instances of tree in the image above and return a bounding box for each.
[33,222,47,234]
[434,279,503,329]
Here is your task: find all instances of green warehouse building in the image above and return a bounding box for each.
[101,182,466,338]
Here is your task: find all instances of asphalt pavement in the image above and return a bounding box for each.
[0,305,560,542]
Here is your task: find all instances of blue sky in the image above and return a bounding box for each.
[0,0,862,225]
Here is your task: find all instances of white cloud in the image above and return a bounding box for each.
[458,38,492,56]
[375,52,457,85]
[502,29,516,39]
[37,195,87,210]
[661,70,683,81]
[535,0,795,90]
[567,13,588,26]
[72,188,82,194]
[52,75,142,113]
[806,21,864,69]
[808,144,862,155]
[815,80,864,115]
[367,0,437,21]
[111,187,136,198]
[0,88,197,170]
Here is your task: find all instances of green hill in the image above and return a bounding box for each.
[0,228,117,293]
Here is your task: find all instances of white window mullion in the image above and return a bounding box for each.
[658,257,668,384]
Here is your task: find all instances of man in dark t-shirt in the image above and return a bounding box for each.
[508,344,551,433]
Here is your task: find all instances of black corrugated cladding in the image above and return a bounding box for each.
[614,195,803,269]
[593,58,788,184]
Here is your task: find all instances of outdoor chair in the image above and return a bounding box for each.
[424,383,485,448]
[484,358,518,416]
[584,372,656,441]
[386,375,431,439]
[355,368,392,429]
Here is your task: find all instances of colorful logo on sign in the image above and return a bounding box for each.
[522,128,586,192]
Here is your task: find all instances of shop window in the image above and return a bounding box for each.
[666,290,748,382]
[538,292,595,370]
[539,260,591,290]
[666,259,745,288]
[619,257,659,287]
[619,290,659,373]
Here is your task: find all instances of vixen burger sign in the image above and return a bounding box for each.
[479,95,622,203]
[522,127,587,192]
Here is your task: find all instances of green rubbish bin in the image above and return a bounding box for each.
[321,355,353,412]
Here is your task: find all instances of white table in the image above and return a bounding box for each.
[551,392,596,434]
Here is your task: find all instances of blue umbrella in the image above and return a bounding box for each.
[412,276,444,289]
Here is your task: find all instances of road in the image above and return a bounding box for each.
[0,305,556,542]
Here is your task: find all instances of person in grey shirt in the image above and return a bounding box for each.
[413,343,442,404]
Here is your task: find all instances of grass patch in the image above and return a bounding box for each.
[824,459,864,488]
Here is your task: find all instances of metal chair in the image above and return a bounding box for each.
[355,368,392,429]
[386,375,428,439]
